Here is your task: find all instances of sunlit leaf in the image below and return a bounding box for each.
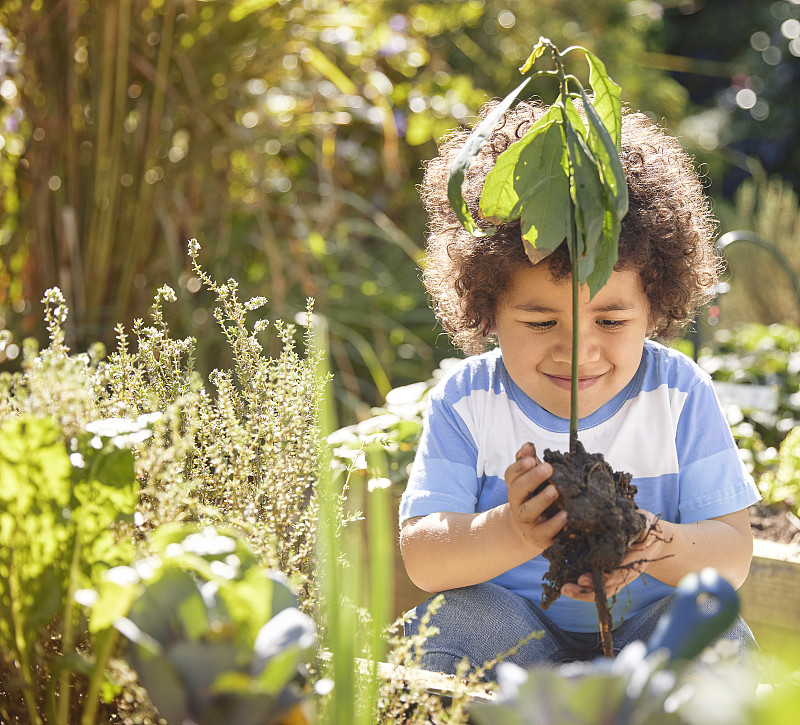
[0,416,72,642]
[225,0,281,23]
[301,45,358,96]
[585,50,622,149]
[517,124,570,263]
[579,204,620,298]
[519,37,548,74]
[480,106,560,223]
[565,122,606,258]
[580,88,628,220]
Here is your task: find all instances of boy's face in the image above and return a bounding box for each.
[494,264,651,419]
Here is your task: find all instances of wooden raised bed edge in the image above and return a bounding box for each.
[740,538,800,652]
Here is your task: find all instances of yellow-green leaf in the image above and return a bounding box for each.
[480,106,560,222]
[584,51,622,149]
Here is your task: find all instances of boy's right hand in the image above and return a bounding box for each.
[505,442,567,552]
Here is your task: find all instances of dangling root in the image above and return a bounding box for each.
[592,567,615,657]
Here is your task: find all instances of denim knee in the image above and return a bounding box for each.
[404,582,559,678]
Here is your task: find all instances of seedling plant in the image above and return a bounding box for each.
[448,38,647,656]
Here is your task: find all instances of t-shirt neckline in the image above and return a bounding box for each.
[499,349,646,434]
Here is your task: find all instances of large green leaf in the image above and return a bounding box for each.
[579,205,621,298]
[565,122,606,259]
[447,77,531,236]
[0,417,73,645]
[585,50,622,149]
[581,87,628,220]
[479,106,560,223]
[516,123,571,263]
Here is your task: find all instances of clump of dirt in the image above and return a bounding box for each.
[540,440,646,608]
[528,440,647,655]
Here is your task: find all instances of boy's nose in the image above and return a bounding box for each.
[552,333,601,365]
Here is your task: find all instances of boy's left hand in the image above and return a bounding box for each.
[561,509,667,601]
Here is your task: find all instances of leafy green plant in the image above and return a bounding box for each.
[0,412,145,725]
[0,242,330,722]
[698,322,800,481]
[0,0,696,424]
[88,524,316,725]
[714,173,800,328]
[757,426,800,517]
[448,36,627,448]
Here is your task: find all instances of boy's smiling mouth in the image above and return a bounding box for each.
[545,373,605,391]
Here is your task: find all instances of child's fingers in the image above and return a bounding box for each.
[506,457,552,503]
[564,566,640,601]
[514,441,541,463]
[516,482,560,523]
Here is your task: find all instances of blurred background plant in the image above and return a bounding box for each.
[698,323,800,473]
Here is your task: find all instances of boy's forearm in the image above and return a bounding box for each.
[400,507,543,593]
[642,511,753,589]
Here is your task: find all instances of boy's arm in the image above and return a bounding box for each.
[562,508,753,601]
[400,449,567,593]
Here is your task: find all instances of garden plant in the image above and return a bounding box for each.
[0,242,329,724]
[447,38,647,656]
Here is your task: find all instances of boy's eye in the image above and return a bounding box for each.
[524,320,556,330]
[598,319,627,329]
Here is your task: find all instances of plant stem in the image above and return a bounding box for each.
[81,629,119,725]
[550,40,581,453]
[8,550,43,725]
[56,531,82,725]
[568,209,580,454]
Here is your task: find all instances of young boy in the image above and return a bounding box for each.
[399,99,761,677]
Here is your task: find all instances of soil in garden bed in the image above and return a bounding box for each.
[749,500,800,545]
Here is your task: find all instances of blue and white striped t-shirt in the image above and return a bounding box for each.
[399,339,760,633]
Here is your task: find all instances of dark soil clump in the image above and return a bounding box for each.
[540,440,646,611]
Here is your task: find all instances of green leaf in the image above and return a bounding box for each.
[447,77,531,237]
[226,0,281,22]
[216,569,280,649]
[565,122,606,258]
[0,416,71,510]
[0,416,73,647]
[89,578,139,633]
[516,123,571,263]
[519,38,548,74]
[561,96,587,141]
[584,50,622,149]
[579,205,621,298]
[580,87,628,220]
[480,106,560,223]
[127,568,207,647]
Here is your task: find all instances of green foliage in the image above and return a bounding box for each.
[0,244,327,723]
[0,413,143,725]
[96,525,315,725]
[0,0,689,423]
[714,173,800,329]
[447,39,627,445]
[699,322,800,481]
[450,39,628,298]
[758,426,800,516]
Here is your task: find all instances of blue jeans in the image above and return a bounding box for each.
[404,582,758,680]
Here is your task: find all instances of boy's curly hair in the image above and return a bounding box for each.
[420,99,721,354]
